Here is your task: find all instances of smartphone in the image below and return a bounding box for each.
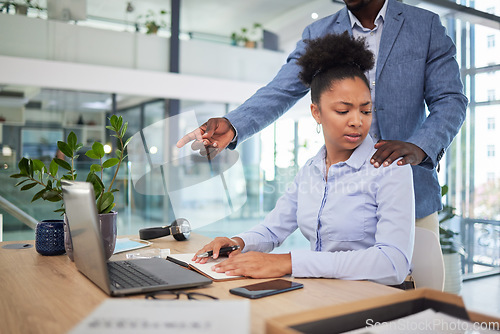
[229,279,304,299]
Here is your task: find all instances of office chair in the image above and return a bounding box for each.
[411,226,445,291]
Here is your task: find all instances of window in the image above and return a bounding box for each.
[488,117,496,130]
[487,172,495,182]
[487,35,495,48]
[487,89,496,101]
[487,145,495,157]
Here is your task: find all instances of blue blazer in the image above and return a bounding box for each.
[226,0,468,218]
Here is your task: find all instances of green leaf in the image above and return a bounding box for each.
[441,185,449,197]
[100,202,115,214]
[32,159,45,173]
[75,144,84,152]
[116,116,123,133]
[92,142,105,159]
[54,208,66,215]
[97,192,114,214]
[42,190,61,201]
[115,150,122,160]
[105,125,114,131]
[28,160,34,178]
[57,141,73,158]
[85,150,100,159]
[86,172,104,196]
[18,158,29,176]
[10,173,26,179]
[49,160,58,176]
[90,164,102,172]
[67,131,77,150]
[103,158,119,168]
[109,115,118,129]
[31,189,47,202]
[123,137,132,149]
[15,179,30,187]
[46,196,62,203]
[54,158,72,171]
[121,122,128,138]
[21,182,38,191]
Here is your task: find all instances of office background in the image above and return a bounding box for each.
[0,0,498,286]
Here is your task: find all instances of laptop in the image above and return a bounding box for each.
[61,181,212,296]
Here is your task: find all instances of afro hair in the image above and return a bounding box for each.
[298,31,374,85]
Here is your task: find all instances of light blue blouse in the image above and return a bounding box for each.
[236,135,415,285]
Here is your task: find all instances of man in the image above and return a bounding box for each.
[177,0,468,234]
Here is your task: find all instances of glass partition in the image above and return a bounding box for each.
[443,1,500,278]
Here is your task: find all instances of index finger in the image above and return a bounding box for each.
[192,243,214,261]
[373,140,388,149]
[176,127,204,148]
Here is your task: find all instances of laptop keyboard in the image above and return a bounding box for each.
[108,261,167,289]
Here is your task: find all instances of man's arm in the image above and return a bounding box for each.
[224,35,311,148]
[408,14,467,168]
[177,25,314,153]
[371,13,467,169]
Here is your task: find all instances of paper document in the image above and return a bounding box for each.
[70,299,250,334]
[167,253,242,281]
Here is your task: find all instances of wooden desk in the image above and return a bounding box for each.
[0,234,402,334]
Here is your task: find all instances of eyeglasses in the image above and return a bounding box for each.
[145,291,219,300]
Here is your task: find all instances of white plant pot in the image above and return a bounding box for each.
[443,252,463,294]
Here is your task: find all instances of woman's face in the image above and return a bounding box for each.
[311,76,372,161]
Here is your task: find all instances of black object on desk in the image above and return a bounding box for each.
[139,218,191,241]
[196,245,240,258]
[230,279,304,299]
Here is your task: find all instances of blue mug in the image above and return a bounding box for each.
[35,220,65,256]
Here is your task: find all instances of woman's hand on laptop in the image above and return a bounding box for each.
[193,237,244,264]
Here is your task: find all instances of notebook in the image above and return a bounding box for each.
[167,253,243,281]
[61,181,212,296]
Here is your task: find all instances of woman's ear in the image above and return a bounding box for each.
[311,103,321,124]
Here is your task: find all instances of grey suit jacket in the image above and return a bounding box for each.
[225,0,468,218]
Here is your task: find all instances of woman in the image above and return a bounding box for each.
[193,32,415,285]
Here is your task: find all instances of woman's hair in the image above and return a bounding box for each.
[297,32,375,104]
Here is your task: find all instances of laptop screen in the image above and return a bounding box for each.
[62,181,112,295]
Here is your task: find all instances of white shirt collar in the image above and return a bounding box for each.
[348,0,388,30]
[310,134,375,172]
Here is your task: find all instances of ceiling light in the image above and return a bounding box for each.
[311,12,319,20]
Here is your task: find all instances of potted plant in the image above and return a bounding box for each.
[230,23,263,48]
[136,9,168,34]
[10,115,129,259]
[439,185,466,294]
[246,23,263,48]
[230,30,246,47]
[1,0,43,16]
